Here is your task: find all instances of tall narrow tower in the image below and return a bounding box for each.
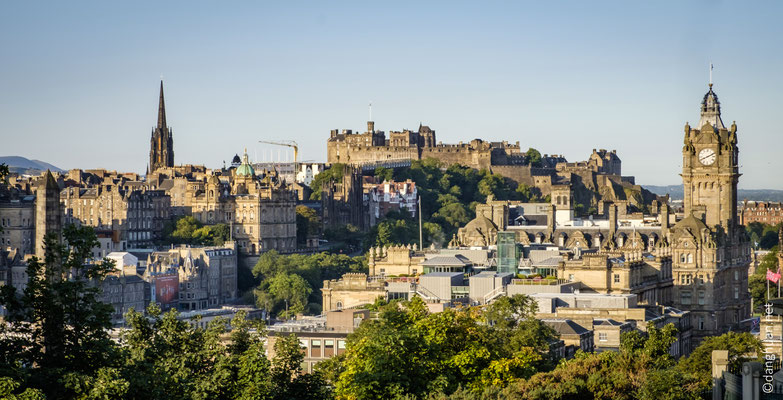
[35,170,62,259]
[149,81,174,172]
[671,80,749,344]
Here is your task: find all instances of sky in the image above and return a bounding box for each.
[1,1,782,189]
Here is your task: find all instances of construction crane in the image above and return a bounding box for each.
[258,140,298,166]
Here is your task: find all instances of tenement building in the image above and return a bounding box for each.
[145,244,238,311]
[740,200,783,226]
[0,182,35,255]
[61,184,170,249]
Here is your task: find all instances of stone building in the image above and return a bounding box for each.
[0,185,35,255]
[149,81,174,173]
[322,273,386,311]
[367,245,426,276]
[266,309,367,373]
[145,244,237,311]
[741,200,783,226]
[61,185,170,249]
[100,275,150,324]
[321,165,367,231]
[188,150,297,255]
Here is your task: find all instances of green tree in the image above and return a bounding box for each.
[334,295,560,398]
[0,225,117,398]
[270,334,331,400]
[296,205,320,245]
[677,331,762,391]
[266,273,313,319]
[525,148,542,167]
[374,166,393,182]
[309,163,346,200]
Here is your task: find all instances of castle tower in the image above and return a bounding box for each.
[149,80,174,173]
[35,170,62,259]
[671,81,749,344]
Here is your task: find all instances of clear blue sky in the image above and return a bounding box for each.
[1,1,781,188]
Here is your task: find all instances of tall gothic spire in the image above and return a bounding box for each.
[157,80,167,130]
[150,80,174,172]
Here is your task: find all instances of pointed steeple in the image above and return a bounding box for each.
[157,80,167,130]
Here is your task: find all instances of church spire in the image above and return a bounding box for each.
[157,80,167,130]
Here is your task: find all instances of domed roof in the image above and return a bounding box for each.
[464,215,498,234]
[231,154,241,164]
[673,213,708,233]
[235,149,255,177]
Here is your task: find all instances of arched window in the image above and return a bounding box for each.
[336,301,343,310]
[687,254,693,263]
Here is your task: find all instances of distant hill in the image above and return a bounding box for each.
[0,156,65,176]
[645,185,783,203]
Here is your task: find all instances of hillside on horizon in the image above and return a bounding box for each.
[645,184,783,203]
[0,156,65,176]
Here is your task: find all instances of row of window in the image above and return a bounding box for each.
[0,217,32,227]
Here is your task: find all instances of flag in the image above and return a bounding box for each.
[767,269,781,284]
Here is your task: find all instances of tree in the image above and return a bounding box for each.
[162,215,230,246]
[333,295,560,399]
[374,166,393,182]
[252,251,366,318]
[525,148,542,167]
[677,332,762,391]
[270,334,331,400]
[266,273,312,319]
[309,163,346,200]
[0,225,117,398]
[500,323,698,400]
[296,205,320,245]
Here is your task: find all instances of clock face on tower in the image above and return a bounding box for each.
[698,148,716,165]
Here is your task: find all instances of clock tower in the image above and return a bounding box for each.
[681,83,740,236]
[672,82,750,343]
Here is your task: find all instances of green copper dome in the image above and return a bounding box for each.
[235,149,255,177]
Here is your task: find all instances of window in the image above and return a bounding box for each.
[698,317,705,330]
[569,274,575,282]
[614,274,620,283]
[687,254,693,263]
[311,340,322,358]
[337,340,346,355]
[681,291,692,305]
[324,340,335,357]
[734,287,739,299]
[598,332,608,342]
[698,291,705,305]
[734,271,739,281]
